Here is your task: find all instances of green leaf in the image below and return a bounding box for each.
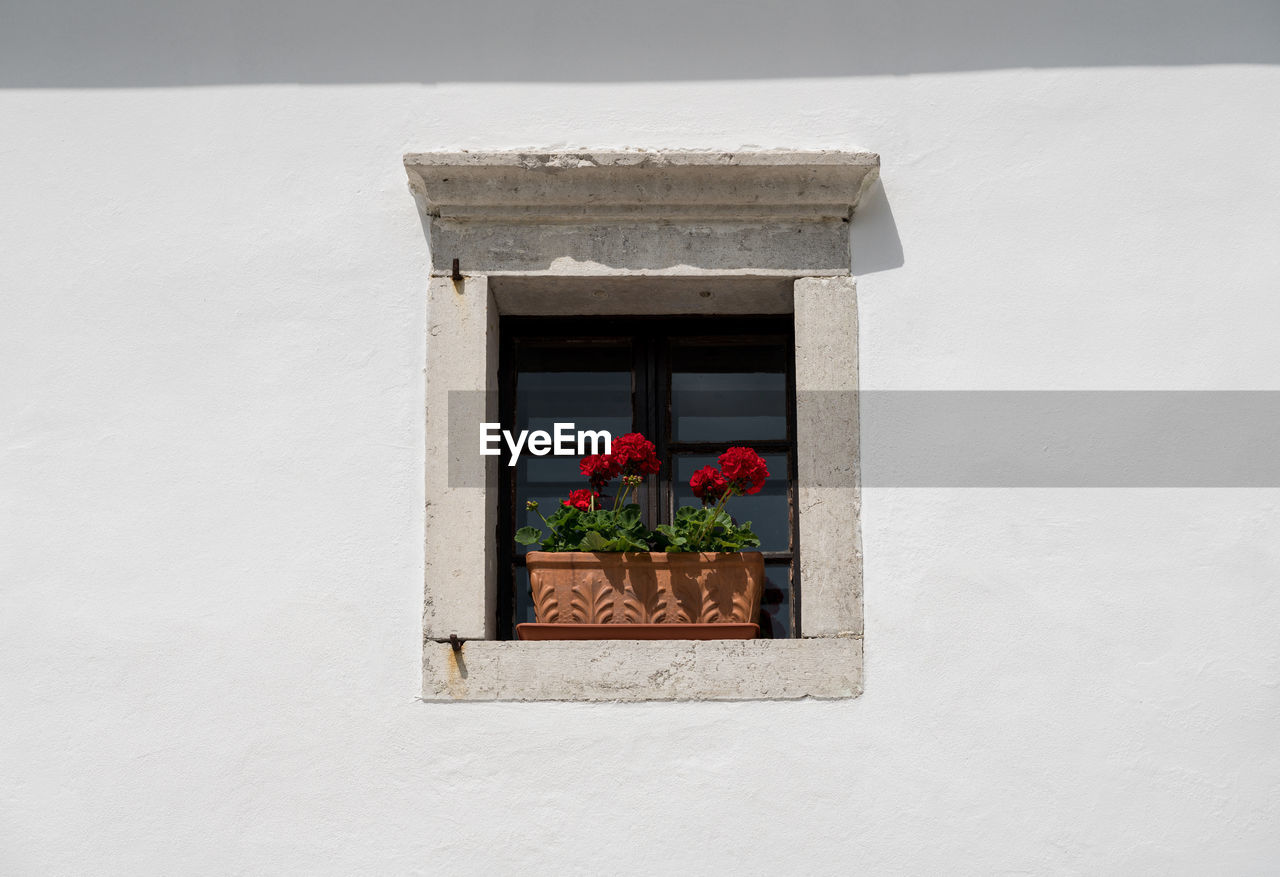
[549,506,579,525]
[615,505,642,528]
[579,530,611,552]
[514,526,543,545]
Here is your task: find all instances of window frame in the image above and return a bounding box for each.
[407,150,876,701]
[419,274,863,701]
[497,315,801,640]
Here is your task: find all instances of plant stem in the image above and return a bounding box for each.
[691,490,732,552]
[612,477,638,511]
[534,506,562,539]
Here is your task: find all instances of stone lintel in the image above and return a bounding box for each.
[404,150,880,276]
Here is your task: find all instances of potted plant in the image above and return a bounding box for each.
[514,433,769,638]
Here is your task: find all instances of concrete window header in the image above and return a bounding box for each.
[407,150,873,701]
[404,150,880,277]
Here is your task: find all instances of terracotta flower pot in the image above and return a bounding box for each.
[525,551,765,624]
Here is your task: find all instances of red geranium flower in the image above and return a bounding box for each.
[609,432,661,477]
[579,454,619,490]
[689,465,730,503]
[718,446,769,495]
[562,489,600,512]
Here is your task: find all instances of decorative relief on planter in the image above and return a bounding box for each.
[527,551,765,624]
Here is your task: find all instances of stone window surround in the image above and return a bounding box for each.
[406,151,877,701]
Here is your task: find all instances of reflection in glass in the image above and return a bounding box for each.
[514,566,537,627]
[673,454,790,552]
[516,371,633,437]
[760,563,792,638]
[514,455,587,556]
[513,347,633,555]
[671,345,787,442]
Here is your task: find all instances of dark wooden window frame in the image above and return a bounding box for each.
[497,315,801,640]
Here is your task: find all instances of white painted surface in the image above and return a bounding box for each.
[3,4,1279,873]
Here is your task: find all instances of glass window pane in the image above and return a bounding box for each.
[514,345,633,437]
[673,453,791,552]
[760,562,793,639]
[513,566,537,627]
[515,455,587,556]
[671,344,787,442]
[514,344,633,555]
[504,330,799,641]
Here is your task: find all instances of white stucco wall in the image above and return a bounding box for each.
[3,3,1278,873]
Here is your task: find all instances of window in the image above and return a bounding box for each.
[406,150,875,700]
[498,316,799,639]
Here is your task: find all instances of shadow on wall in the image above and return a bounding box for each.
[3,0,1278,87]
[850,180,904,276]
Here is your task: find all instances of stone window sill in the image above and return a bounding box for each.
[422,636,863,702]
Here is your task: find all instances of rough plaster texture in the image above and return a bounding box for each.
[3,2,1280,873]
